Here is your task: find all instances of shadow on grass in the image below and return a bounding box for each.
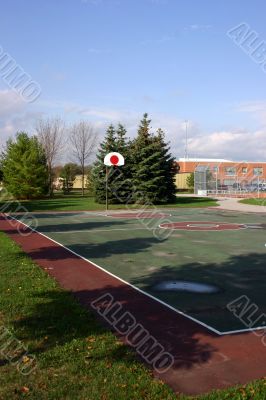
[174,197,217,205]
[0,199,100,212]
[0,195,217,214]
[11,285,216,371]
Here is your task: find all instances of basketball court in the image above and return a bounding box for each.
[6,207,266,334]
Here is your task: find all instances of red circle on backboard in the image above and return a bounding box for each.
[110,155,119,165]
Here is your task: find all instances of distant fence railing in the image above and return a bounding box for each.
[206,189,266,198]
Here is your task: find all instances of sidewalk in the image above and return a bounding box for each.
[215,197,266,213]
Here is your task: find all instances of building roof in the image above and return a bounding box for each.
[177,158,266,164]
[178,158,231,162]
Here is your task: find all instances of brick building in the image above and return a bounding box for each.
[176,158,266,190]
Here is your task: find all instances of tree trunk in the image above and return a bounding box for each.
[48,165,53,197]
[82,165,85,196]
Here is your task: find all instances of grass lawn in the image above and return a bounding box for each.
[239,198,266,206]
[0,193,218,213]
[0,232,265,399]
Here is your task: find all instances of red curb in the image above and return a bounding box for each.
[0,214,266,395]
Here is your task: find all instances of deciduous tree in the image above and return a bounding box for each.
[69,121,98,196]
[36,117,65,197]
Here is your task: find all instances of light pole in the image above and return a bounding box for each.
[184,120,188,159]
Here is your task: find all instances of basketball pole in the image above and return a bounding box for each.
[104,152,125,211]
[106,166,108,211]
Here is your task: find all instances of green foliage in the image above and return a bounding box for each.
[114,123,134,203]
[93,114,178,205]
[92,124,133,204]
[186,173,194,191]
[2,132,48,199]
[131,114,178,204]
[60,163,80,193]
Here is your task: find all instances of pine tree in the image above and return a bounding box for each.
[92,125,119,204]
[131,113,159,203]
[2,132,48,199]
[152,128,178,203]
[131,114,178,204]
[113,124,133,203]
[92,124,133,204]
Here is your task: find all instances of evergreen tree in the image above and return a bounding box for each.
[152,128,178,203]
[92,125,119,203]
[114,123,133,203]
[93,114,178,205]
[2,132,48,199]
[131,114,178,204]
[131,113,159,203]
[92,124,133,204]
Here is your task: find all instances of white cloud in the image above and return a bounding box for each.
[46,101,265,161]
[235,101,266,125]
[0,89,42,147]
[187,129,266,161]
[88,48,111,54]
[1,92,262,162]
[187,24,212,31]
[0,90,26,118]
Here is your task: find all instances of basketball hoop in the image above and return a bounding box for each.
[104,152,125,211]
[104,152,125,166]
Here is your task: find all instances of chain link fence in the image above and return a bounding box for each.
[194,164,266,197]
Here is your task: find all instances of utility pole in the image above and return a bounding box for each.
[184,120,188,159]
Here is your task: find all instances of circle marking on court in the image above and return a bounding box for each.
[159,221,247,231]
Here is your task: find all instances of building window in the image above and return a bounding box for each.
[242,167,247,173]
[253,167,263,176]
[223,179,236,186]
[213,165,218,172]
[225,167,236,176]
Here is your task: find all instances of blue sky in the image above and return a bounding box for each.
[0,0,266,160]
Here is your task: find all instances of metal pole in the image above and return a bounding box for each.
[215,169,218,195]
[106,166,108,211]
[184,120,188,159]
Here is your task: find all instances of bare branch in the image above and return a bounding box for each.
[69,121,98,195]
[36,117,66,196]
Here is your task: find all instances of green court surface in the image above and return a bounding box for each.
[13,208,266,334]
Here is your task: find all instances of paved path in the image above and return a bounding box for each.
[215,197,266,213]
[176,193,266,213]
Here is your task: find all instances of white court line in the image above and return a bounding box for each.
[5,214,266,336]
[159,222,248,232]
[100,212,172,218]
